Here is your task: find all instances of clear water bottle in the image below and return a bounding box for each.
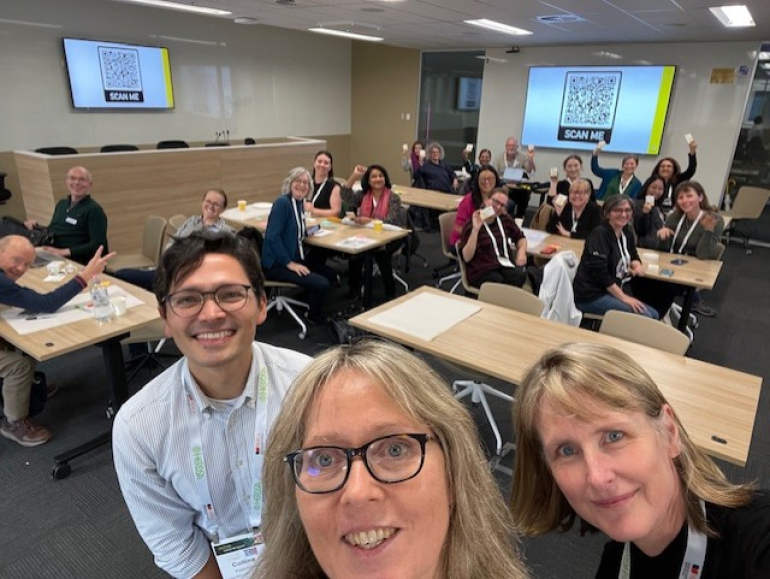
[91,278,114,323]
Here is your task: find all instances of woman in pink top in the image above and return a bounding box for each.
[450,164,501,253]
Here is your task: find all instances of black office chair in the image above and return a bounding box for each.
[244,137,256,145]
[100,144,139,153]
[0,171,10,204]
[35,146,78,155]
[204,142,230,147]
[156,140,189,149]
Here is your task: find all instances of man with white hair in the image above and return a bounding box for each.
[25,165,109,264]
[0,235,112,446]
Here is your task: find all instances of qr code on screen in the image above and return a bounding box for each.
[98,47,143,91]
[560,72,621,129]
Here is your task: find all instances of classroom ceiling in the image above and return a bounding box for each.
[107,0,770,50]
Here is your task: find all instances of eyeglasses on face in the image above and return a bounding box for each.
[490,197,507,208]
[203,201,224,209]
[610,207,633,214]
[285,433,435,494]
[163,284,252,318]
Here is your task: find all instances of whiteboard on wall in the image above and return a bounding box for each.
[477,42,758,204]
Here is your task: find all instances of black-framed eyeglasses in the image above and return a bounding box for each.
[490,197,507,208]
[162,284,252,318]
[285,433,435,494]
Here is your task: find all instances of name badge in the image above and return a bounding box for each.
[212,531,263,579]
[65,217,78,225]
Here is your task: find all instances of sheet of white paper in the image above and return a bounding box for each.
[44,273,67,283]
[310,228,332,237]
[522,228,549,249]
[335,236,377,250]
[1,286,144,335]
[366,293,481,342]
[221,205,272,221]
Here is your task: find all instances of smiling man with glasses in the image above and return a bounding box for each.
[113,232,311,579]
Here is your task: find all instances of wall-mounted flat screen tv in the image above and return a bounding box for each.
[63,37,174,109]
[521,65,676,155]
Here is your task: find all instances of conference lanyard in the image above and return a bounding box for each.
[290,197,306,260]
[670,210,703,254]
[570,209,579,233]
[483,217,514,268]
[618,502,707,579]
[186,346,270,543]
[311,179,327,205]
[616,231,631,285]
[618,175,632,196]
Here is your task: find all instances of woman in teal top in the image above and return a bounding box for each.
[591,147,642,201]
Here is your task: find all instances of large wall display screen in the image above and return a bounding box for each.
[521,65,676,154]
[63,38,174,109]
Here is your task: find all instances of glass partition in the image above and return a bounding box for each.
[418,51,484,169]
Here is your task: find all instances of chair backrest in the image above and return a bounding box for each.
[35,146,78,156]
[730,186,770,220]
[479,282,544,317]
[167,214,187,235]
[100,144,139,153]
[438,211,458,260]
[142,215,168,263]
[244,137,256,145]
[529,203,555,231]
[599,310,690,355]
[157,140,189,149]
[456,243,479,296]
[714,242,726,261]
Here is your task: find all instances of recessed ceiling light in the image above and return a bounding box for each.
[709,5,755,28]
[118,0,231,16]
[308,27,383,42]
[464,19,532,36]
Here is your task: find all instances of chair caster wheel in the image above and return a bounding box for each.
[298,331,306,340]
[52,463,72,480]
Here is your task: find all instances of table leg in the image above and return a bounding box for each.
[52,334,128,480]
[363,252,374,310]
[678,288,696,333]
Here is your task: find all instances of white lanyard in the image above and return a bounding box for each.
[570,208,579,233]
[311,179,327,205]
[186,347,270,543]
[670,210,702,254]
[290,197,306,260]
[618,175,632,195]
[483,217,514,267]
[616,231,631,285]
[618,502,708,579]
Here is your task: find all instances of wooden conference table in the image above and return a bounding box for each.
[0,260,160,478]
[391,185,462,212]
[523,230,723,332]
[222,205,409,309]
[350,287,762,467]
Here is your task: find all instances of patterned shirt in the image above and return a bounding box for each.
[112,342,311,578]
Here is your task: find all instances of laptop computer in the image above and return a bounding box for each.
[502,167,526,183]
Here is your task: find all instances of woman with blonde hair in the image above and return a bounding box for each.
[255,340,529,579]
[510,342,768,578]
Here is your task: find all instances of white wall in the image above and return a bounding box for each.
[0,0,351,150]
[477,42,759,203]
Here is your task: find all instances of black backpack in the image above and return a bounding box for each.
[0,216,54,247]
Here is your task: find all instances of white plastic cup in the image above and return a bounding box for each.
[237,199,247,211]
[550,167,558,178]
[645,195,655,206]
[647,264,660,275]
[110,296,127,316]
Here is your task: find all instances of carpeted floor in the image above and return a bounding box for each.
[1,212,767,579]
